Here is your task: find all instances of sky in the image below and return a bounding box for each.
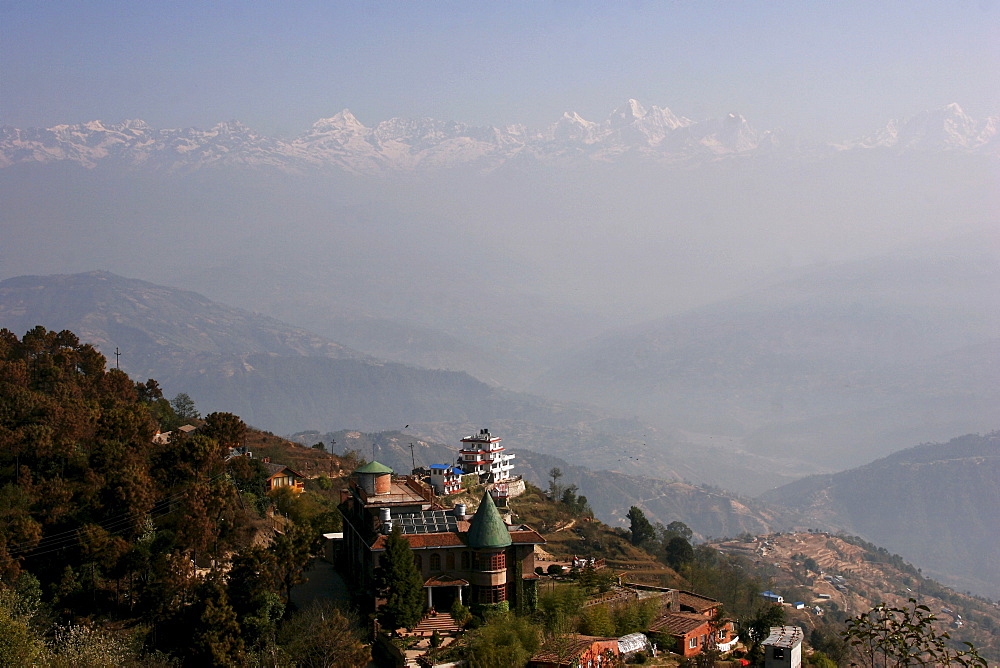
[2,1,998,142]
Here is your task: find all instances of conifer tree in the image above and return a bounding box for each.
[374,525,424,631]
[626,506,655,546]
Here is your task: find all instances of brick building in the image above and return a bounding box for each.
[339,460,543,612]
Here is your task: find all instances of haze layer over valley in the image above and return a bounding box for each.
[2,101,998,479]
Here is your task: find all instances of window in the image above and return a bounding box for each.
[718,629,727,640]
[476,584,506,604]
[413,554,422,571]
[461,551,471,569]
[446,552,455,570]
[774,648,785,660]
[430,553,441,571]
[476,552,506,571]
[689,637,697,649]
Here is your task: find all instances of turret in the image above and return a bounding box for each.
[353,461,393,496]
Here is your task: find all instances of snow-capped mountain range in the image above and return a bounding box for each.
[1,101,996,174]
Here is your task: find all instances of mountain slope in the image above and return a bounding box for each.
[761,432,1000,598]
[0,271,808,492]
[0,271,366,366]
[533,250,1000,470]
[300,429,803,540]
[0,271,586,434]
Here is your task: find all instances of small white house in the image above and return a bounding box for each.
[763,626,803,668]
[429,465,465,495]
[761,590,784,604]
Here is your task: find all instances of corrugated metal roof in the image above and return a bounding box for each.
[763,625,803,648]
[617,633,650,654]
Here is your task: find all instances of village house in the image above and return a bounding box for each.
[646,590,738,657]
[429,464,465,495]
[528,635,620,668]
[763,626,803,668]
[762,590,784,604]
[338,460,544,612]
[263,462,305,493]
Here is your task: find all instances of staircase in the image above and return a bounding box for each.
[411,612,461,636]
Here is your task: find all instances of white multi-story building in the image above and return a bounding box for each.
[457,428,515,482]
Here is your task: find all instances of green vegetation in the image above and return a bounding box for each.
[0,327,365,665]
[375,525,425,631]
[843,599,987,667]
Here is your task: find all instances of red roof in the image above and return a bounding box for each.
[649,612,712,635]
[677,590,720,613]
[371,533,466,550]
[424,574,469,587]
[530,635,618,664]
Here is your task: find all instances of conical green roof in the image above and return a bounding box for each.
[353,460,393,474]
[466,491,511,549]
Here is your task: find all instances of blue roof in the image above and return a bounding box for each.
[429,465,466,476]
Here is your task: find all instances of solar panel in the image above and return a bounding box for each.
[389,510,459,534]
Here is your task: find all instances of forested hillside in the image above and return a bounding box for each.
[0,326,365,665]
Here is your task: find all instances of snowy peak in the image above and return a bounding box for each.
[608,98,648,126]
[855,103,998,151]
[1,102,996,174]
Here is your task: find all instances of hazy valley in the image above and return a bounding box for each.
[2,100,998,601]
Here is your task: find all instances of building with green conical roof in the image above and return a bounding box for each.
[467,491,512,549]
[338,440,544,616]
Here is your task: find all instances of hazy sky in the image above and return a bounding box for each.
[2,1,999,141]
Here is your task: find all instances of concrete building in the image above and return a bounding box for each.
[457,428,515,482]
[763,626,803,668]
[429,464,465,495]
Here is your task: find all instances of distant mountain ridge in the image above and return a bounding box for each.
[0,271,367,367]
[0,270,814,493]
[2,101,996,174]
[293,429,804,540]
[0,271,557,433]
[762,432,1000,598]
[533,251,1000,471]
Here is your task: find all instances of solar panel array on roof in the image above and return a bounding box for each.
[392,510,459,535]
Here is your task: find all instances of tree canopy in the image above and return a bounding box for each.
[374,525,424,631]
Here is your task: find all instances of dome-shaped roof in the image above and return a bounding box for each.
[466,491,511,549]
[353,461,393,474]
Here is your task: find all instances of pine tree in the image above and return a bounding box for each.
[191,579,245,667]
[626,506,655,546]
[374,525,424,631]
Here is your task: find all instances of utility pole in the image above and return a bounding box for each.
[409,442,416,472]
[114,347,121,369]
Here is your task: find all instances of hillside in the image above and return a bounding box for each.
[762,432,1000,598]
[533,250,1000,472]
[0,271,589,434]
[708,531,1000,661]
[293,429,807,543]
[0,271,809,493]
